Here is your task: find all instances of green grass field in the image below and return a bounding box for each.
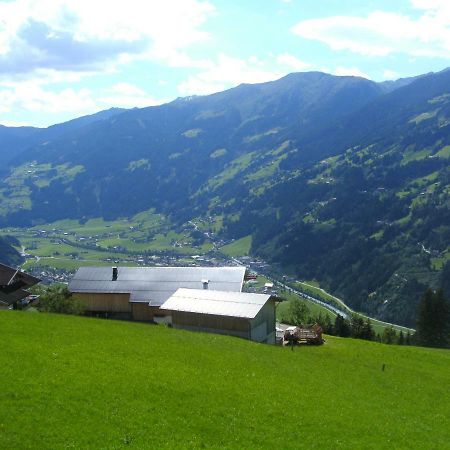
[219,235,252,257]
[1,311,449,449]
[276,290,337,322]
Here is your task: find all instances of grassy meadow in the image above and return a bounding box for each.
[219,235,252,257]
[1,311,449,449]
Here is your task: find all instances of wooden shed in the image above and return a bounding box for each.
[68,266,247,321]
[160,288,277,344]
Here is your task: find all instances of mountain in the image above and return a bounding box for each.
[0,107,127,171]
[0,236,23,266]
[378,72,431,93]
[0,69,449,325]
[3,72,383,222]
[0,125,40,168]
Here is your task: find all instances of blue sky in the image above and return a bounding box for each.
[0,0,448,127]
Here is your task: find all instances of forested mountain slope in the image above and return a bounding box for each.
[0,69,449,325]
[0,108,126,170]
[2,72,382,223]
[0,236,23,266]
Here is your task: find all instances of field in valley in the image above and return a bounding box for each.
[0,211,216,274]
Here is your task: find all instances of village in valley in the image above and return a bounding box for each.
[1,209,416,347]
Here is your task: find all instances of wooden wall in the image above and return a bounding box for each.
[73,293,131,313]
[131,303,163,321]
[171,311,250,339]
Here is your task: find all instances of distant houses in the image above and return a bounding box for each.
[69,266,277,343]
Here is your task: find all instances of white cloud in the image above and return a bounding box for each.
[0,81,96,115]
[99,83,165,108]
[382,69,400,80]
[276,53,312,71]
[0,79,166,126]
[411,0,450,14]
[291,1,450,58]
[178,54,282,96]
[0,119,33,127]
[334,66,371,79]
[0,0,215,75]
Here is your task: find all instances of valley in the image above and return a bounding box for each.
[1,210,414,335]
[1,69,449,327]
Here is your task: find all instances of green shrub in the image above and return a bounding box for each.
[34,284,85,315]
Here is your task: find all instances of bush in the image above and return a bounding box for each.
[34,284,85,315]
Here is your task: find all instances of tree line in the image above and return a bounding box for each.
[281,288,450,348]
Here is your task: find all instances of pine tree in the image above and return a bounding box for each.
[417,289,450,348]
[334,315,351,337]
[360,318,375,341]
[405,331,412,345]
[382,326,396,344]
[397,330,405,345]
[350,315,366,339]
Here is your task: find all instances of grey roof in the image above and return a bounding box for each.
[160,288,272,319]
[0,263,41,305]
[69,266,246,307]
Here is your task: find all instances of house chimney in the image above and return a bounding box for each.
[201,279,209,290]
[112,267,118,281]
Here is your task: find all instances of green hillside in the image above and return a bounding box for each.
[1,311,449,449]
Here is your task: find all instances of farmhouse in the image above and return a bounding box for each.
[0,263,40,307]
[69,266,246,322]
[160,288,276,344]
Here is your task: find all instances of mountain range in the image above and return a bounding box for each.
[1,69,449,325]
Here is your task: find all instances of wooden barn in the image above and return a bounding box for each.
[160,288,277,344]
[68,266,246,322]
[0,263,40,308]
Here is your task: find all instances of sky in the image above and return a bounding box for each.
[0,0,449,127]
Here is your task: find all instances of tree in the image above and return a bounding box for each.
[287,298,308,326]
[310,313,333,334]
[440,261,450,300]
[360,319,375,341]
[397,330,405,345]
[35,284,85,315]
[416,289,450,348]
[334,315,351,337]
[350,315,365,339]
[405,331,412,345]
[382,326,397,344]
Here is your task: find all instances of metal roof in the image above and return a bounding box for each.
[160,288,272,319]
[0,263,41,305]
[69,266,246,307]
